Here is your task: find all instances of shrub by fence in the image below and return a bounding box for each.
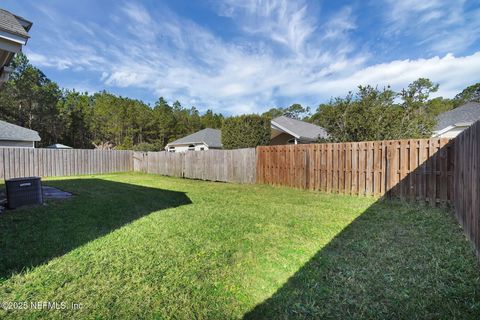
[134,148,256,184]
[454,121,480,256]
[256,139,454,205]
[0,148,133,180]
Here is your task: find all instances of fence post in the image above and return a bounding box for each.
[385,142,395,196]
[304,148,309,189]
[181,152,185,178]
[0,148,3,180]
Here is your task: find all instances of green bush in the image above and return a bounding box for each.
[131,142,163,152]
[221,114,270,149]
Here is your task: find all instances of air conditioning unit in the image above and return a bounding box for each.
[5,177,43,209]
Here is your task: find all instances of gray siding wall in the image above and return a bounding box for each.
[270,132,295,145]
[0,140,34,148]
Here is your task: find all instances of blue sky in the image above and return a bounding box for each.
[3,0,480,114]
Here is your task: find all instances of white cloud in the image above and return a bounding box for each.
[122,2,153,24]
[26,52,49,65]
[23,1,480,115]
[382,0,480,53]
[322,6,356,40]
[217,0,318,54]
[121,2,157,41]
[303,52,480,99]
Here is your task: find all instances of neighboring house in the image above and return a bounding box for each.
[165,128,222,152]
[270,116,328,145]
[166,116,329,152]
[0,119,40,147]
[46,143,72,149]
[432,102,480,138]
[0,8,32,85]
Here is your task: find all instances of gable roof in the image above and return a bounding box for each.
[47,143,72,149]
[0,9,31,40]
[271,116,328,141]
[0,120,41,142]
[435,102,480,131]
[166,128,222,148]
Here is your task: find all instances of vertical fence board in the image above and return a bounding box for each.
[133,149,256,184]
[0,148,135,179]
[0,148,3,180]
[256,138,455,206]
[454,121,480,257]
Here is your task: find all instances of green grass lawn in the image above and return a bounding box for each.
[0,173,479,319]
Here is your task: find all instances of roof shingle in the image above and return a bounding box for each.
[0,9,30,39]
[167,128,222,148]
[271,116,328,141]
[0,120,41,142]
[436,102,480,131]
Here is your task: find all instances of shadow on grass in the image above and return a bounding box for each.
[0,178,191,280]
[244,200,480,319]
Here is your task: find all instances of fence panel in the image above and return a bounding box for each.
[256,138,454,204]
[454,121,480,256]
[0,148,133,179]
[141,148,256,184]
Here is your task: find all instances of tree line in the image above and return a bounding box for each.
[309,79,479,142]
[0,54,223,150]
[0,53,479,150]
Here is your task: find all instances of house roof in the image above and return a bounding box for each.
[0,120,41,142]
[166,128,222,148]
[271,116,328,141]
[0,9,31,39]
[46,143,72,149]
[435,102,480,131]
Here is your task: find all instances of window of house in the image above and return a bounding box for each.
[287,138,296,144]
[200,147,205,151]
[188,144,195,151]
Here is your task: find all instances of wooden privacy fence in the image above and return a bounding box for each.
[0,148,133,179]
[0,131,477,255]
[256,138,454,205]
[453,120,480,256]
[134,148,256,184]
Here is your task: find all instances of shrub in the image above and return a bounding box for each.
[222,114,270,149]
[132,142,163,152]
[115,136,133,150]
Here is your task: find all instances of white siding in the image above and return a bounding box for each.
[433,125,470,139]
[0,140,34,148]
[167,143,209,152]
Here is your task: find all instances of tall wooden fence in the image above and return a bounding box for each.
[453,121,480,256]
[256,138,455,205]
[134,148,256,184]
[0,148,133,179]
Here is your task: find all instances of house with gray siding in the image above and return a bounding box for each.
[165,128,222,152]
[433,102,480,138]
[0,120,41,147]
[165,116,328,152]
[270,116,328,145]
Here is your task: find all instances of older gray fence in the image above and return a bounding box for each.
[0,147,255,183]
[454,120,480,257]
[134,149,256,184]
[0,148,133,179]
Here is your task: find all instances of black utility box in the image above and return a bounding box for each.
[5,176,43,209]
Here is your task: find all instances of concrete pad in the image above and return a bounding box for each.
[42,186,72,199]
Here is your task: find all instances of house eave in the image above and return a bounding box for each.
[165,141,210,149]
[270,121,301,139]
[432,123,473,137]
[0,137,41,142]
[0,29,29,45]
